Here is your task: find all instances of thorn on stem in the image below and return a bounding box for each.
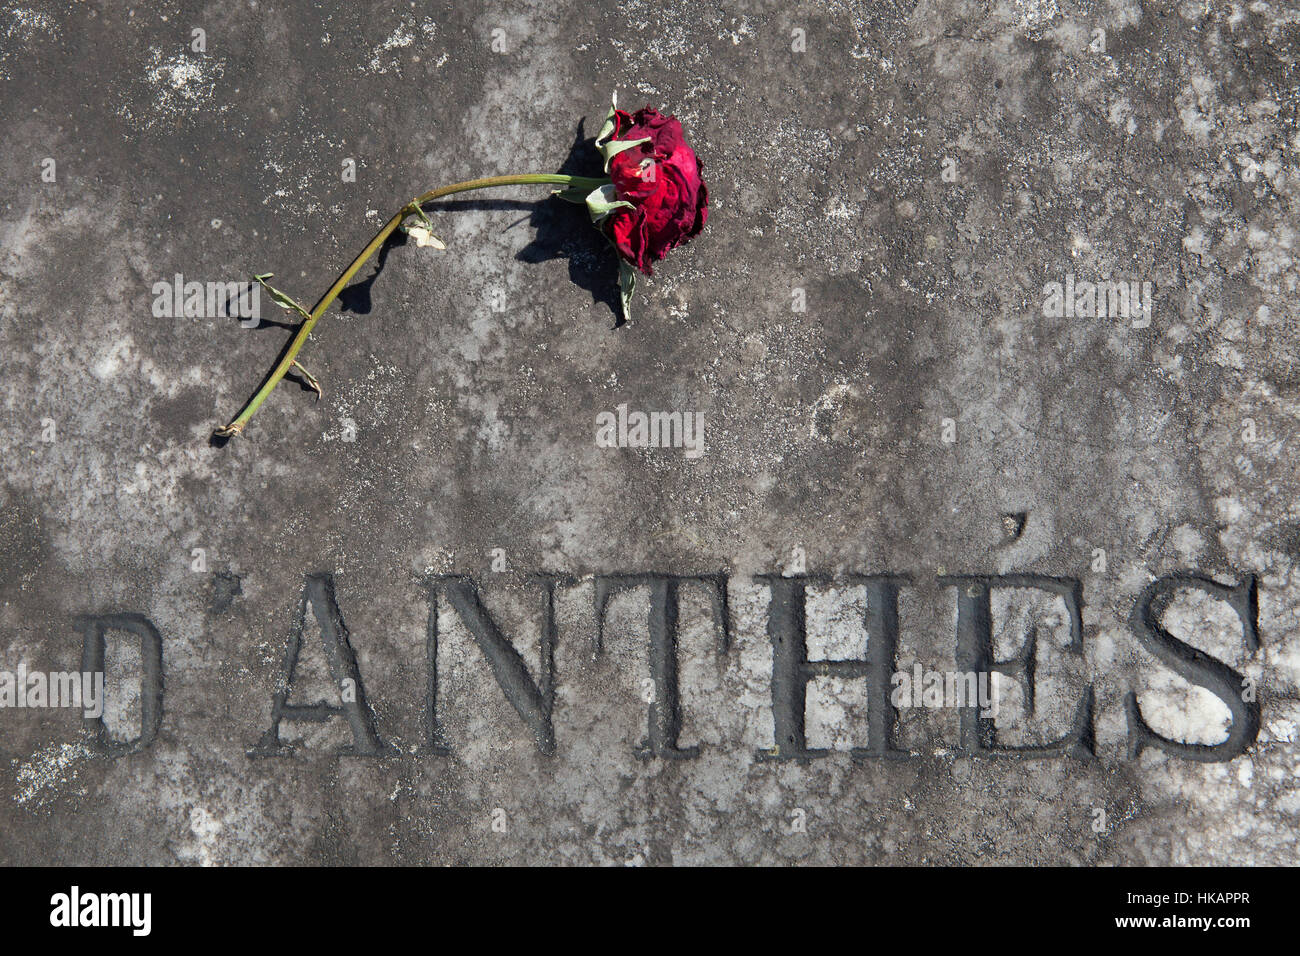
[293,361,322,400]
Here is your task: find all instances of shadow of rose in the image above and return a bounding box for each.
[338,117,621,326]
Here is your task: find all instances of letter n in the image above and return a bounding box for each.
[249,574,393,757]
[423,575,568,756]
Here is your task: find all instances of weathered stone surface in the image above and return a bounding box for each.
[1,0,1297,865]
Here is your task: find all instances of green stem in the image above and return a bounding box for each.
[215,173,609,438]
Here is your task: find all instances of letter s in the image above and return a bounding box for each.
[1125,573,1261,762]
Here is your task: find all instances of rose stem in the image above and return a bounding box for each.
[215,173,610,438]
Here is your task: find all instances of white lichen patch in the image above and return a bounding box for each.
[257,127,353,214]
[992,0,1061,33]
[805,584,868,661]
[125,48,228,131]
[1132,668,1232,746]
[363,17,438,74]
[805,675,871,750]
[0,7,59,81]
[13,741,93,808]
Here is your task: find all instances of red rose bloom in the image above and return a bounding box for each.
[601,106,709,275]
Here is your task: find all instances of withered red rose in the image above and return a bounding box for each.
[603,106,709,275]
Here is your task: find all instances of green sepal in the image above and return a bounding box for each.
[595,91,619,146]
[254,273,310,319]
[599,136,650,173]
[595,91,650,171]
[584,184,634,225]
[618,259,637,324]
[551,187,592,204]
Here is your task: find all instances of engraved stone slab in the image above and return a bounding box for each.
[1,0,1297,865]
